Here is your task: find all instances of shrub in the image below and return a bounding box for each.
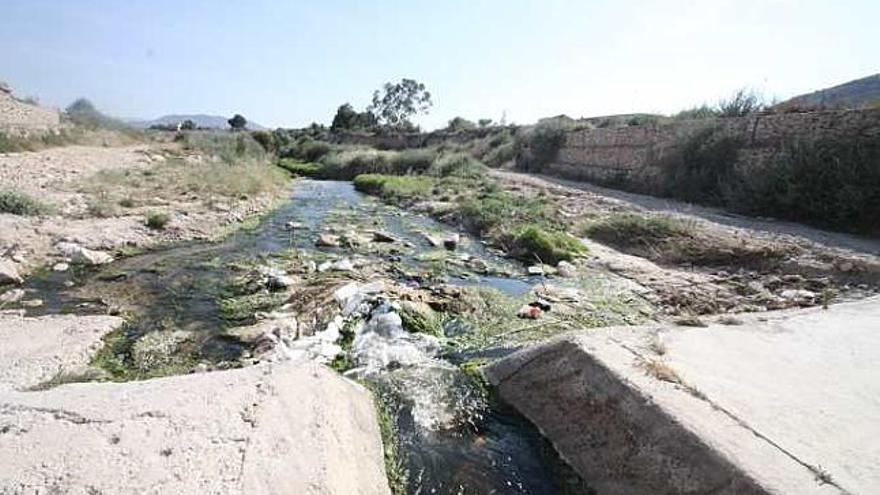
[251,130,278,153]
[389,148,437,174]
[457,192,552,235]
[660,127,744,205]
[717,89,764,117]
[277,159,325,177]
[729,137,880,235]
[0,190,52,216]
[284,138,333,162]
[353,174,435,202]
[427,153,486,178]
[515,123,568,172]
[483,141,516,167]
[506,224,586,264]
[145,211,170,229]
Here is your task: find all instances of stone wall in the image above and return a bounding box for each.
[0,88,61,137]
[543,108,880,188]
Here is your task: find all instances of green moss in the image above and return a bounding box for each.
[399,305,442,337]
[508,224,587,264]
[364,382,408,495]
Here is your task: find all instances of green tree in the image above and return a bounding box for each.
[228,114,247,130]
[331,103,378,131]
[478,118,493,128]
[447,116,476,132]
[180,119,197,130]
[367,78,432,130]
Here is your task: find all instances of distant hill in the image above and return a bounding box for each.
[776,73,880,110]
[129,114,265,130]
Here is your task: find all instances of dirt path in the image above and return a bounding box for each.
[500,171,880,256]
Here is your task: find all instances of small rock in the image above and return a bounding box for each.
[0,288,25,303]
[529,299,552,311]
[423,233,443,248]
[316,234,341,248]
[56,242,113,265]
[556,260,577,278]
[443,234,460,251]
[839,261,854,272]
[372,231,397,243]
[52,262,69,272]
[0,259,23,285]
[517,304,542,319]
[284,221,306,230]
[11,253,26,263]
[20,299,43,308]
[780,289,817,305]
[527,265,545,276]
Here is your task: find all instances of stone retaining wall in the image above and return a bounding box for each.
[543,108,880,187]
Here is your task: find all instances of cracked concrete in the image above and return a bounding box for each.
[485,297,880,494]
[0,360,390,494]
[0,311,124,391]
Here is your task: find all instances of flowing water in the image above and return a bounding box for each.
[19,180,586,494]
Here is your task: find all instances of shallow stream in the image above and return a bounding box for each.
[20,180,586,494]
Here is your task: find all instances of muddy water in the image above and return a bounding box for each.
[21,180,585,494]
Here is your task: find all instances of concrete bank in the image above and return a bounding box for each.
[0,311,390,495]
[485,297,880,495]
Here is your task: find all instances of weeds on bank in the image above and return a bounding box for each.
[81,158,288,209]
[0,190,53,216]
[583,212,794,268]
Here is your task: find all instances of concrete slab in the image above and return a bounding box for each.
[0,360,390,495]
[485,297,880,494]
[0,312,124,391]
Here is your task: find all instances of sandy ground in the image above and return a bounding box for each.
[0,144,285,274]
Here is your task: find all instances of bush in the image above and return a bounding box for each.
[145,211,170,230]
[277,159,325,177]
[506,224,586,264]
[660,127,744,205]
[180,132,267,164]
[483,142,516,167]
[251,130,278,153]
[427,153,486,178]
[353,174,436,202]
[730,137,880,235]
[390,148,438,174]
[717,89,764,117]
[457,191,552,235]
[0,190,52,216]
[515,123,568,172]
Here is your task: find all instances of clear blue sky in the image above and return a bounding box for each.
[2,0,877,129]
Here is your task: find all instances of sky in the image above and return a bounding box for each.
[1,0,878,129]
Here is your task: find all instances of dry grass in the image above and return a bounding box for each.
[640,359,682,384]
[80,158,288,209]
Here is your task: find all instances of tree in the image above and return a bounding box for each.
[228,114,247,130]
[478,118,493,128]
[367,78,432,130]
[446,116,476,132]
[330,103,378,131]
[180,119,197,130]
